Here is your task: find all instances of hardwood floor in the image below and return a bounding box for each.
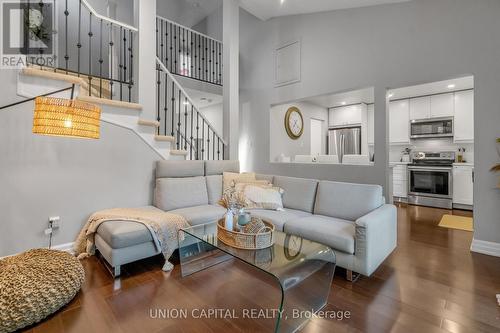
[23,205,500,333]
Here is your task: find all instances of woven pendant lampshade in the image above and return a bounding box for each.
[33,97,101,139]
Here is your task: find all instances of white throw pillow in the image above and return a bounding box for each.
[236,183,284,210]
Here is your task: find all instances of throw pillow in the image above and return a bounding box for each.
[222,172,257,191]
[235,183,284,210]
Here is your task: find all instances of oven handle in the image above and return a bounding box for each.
[408,166,452,172]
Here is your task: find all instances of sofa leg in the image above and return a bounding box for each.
[346,270,360,282]
[113,265,121,278]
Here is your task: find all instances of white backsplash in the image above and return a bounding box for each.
[390,138,474,163]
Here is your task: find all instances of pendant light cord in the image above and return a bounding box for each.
[0,85,75,110]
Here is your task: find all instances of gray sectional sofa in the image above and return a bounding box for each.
[95,160,397,279]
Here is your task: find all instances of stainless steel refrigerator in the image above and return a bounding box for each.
[328,126,361,163]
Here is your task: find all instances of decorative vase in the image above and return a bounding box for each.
[237,211,251,227]
[225,209,234,231]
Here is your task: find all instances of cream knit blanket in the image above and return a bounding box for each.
[74,206,189,271]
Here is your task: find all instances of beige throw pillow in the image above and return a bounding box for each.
[222,172,257,191]
[235,183,284,210]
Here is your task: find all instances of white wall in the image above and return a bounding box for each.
[192,5,223,41]
[239,0,500,245]
[199,102,223,134]
[270,101,327,162]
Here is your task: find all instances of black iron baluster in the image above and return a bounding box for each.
[223,143,225,160]
[98,19,103,97]
[160,19,163,61]
[119,27,123,100]
[212,131,215,160]
[123,29,127,101]
[177,89,181,149]
[156,68,161,135]
[155,18,158,57]
[164,72,168,136]
[181,28,185,76]
[217,138,220,160]
[215,41,219,84]
[109,23,114,100]
[165,21,168,66]
[190,105,194,160]
[128,30,133,102]
[184,97,188,150]
[88,12,93,96]
[207,127,210,160]
[201,121,205,160]
[169,22,173,73]
[211,39,214,83]
[173,25,177,74]
[171,81,175,137]
[196,112,200,160]
[189,31,193,77]
[197,34,201,80]
[77,0,82,76]
[64,0,69,73]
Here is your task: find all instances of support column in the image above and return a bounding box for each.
[223,0,239,160]
[134,0,156,120]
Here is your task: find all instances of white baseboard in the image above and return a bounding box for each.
[0,242,75,260]
[51,242,75,255]
[470,239,500,257]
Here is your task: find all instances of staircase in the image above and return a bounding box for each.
[5,0,226,161]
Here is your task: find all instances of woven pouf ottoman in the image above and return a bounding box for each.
[0,249,85,333]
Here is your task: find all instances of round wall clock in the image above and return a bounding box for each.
[284,106,304,140]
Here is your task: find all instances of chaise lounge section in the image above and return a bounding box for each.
[94,160,397,278]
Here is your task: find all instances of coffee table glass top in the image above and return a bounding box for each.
[178,218,336,333]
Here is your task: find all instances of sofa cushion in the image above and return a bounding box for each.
[169,204,226,226]
[273,176,318,213]
[156,160,204,178]
[97,220,153,249]
[255,173,274,184]
[154,177,208,211]
[314,181,384,221]
[205,160,240,175]
[249,208,311,231]
[284,215,355,254]
[206,175,222,205]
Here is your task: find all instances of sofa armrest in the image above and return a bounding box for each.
[353,204,397,276]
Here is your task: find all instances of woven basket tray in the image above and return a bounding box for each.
[217,219,275,250]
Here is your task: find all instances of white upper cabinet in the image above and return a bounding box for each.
[453,165,474,206]
[430,93,454,118]
[454,90,474,143]
[367,104,374,145]
[389,100,410,144]
[329,104,362,127]
[409,96,431,120]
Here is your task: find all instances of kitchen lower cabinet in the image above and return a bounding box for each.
[453,165,474,207]
[393,164,408,199]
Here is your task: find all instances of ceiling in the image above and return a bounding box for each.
[239,0,412,21]
[305,87,374,109]
[388,76,474,100]
[157,0,222,28]
[185,88,223,109]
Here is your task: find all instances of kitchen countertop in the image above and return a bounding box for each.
[453,162,474,167]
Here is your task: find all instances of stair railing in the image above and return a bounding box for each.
[26,0,137,102]
[156,57,226,160]
[156,15,222,86]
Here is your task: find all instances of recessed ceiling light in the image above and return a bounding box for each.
[387,93,394,98]
[447,84,456,89]
[341,101,346,105]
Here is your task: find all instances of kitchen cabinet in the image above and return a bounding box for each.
[393,164,408,198]
[454,90,474,143]
[329,104,362,127]
[409,96,431,120]
[389,100,410,144]
[367,104,374,145]
[453,165,473,206]
[430,93,454,118]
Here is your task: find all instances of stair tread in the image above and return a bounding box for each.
[138,119,160,127]
[155,135,175,142]
[170,149,188,155]
[76,95,142,110]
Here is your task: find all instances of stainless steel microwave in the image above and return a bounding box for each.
[410,117,454,139]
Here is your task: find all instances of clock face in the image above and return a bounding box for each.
[285,107,304,139]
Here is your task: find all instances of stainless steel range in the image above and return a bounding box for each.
[407,151,455,209]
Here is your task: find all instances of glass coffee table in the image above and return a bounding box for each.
[178,219,336,333]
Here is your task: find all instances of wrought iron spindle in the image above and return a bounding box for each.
[164,72,168,136]
[196,112,200,160]
[156,69,161,135]
[184,97,188,150]
[123,30,127,101]
[128,30,133,102]
[77,0,82,76]
[217,138,220,160]
[212,131,215,160]
[119,27,123,100]
[99,19,103,97]
[189,31,193,77]
[190,105,194,159]
[177,89,181,149]
[64,0,69,73]
[170,23,173,73]
[207,127,210,160]
[88,12,93,96]
[201,121,205,160]
[109,23,114,100]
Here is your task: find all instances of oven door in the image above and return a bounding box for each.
[408,166,453,199]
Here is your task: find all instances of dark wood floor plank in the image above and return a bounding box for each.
[21,205,500,333]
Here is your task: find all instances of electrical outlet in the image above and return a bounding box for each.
[49,216,60,229]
